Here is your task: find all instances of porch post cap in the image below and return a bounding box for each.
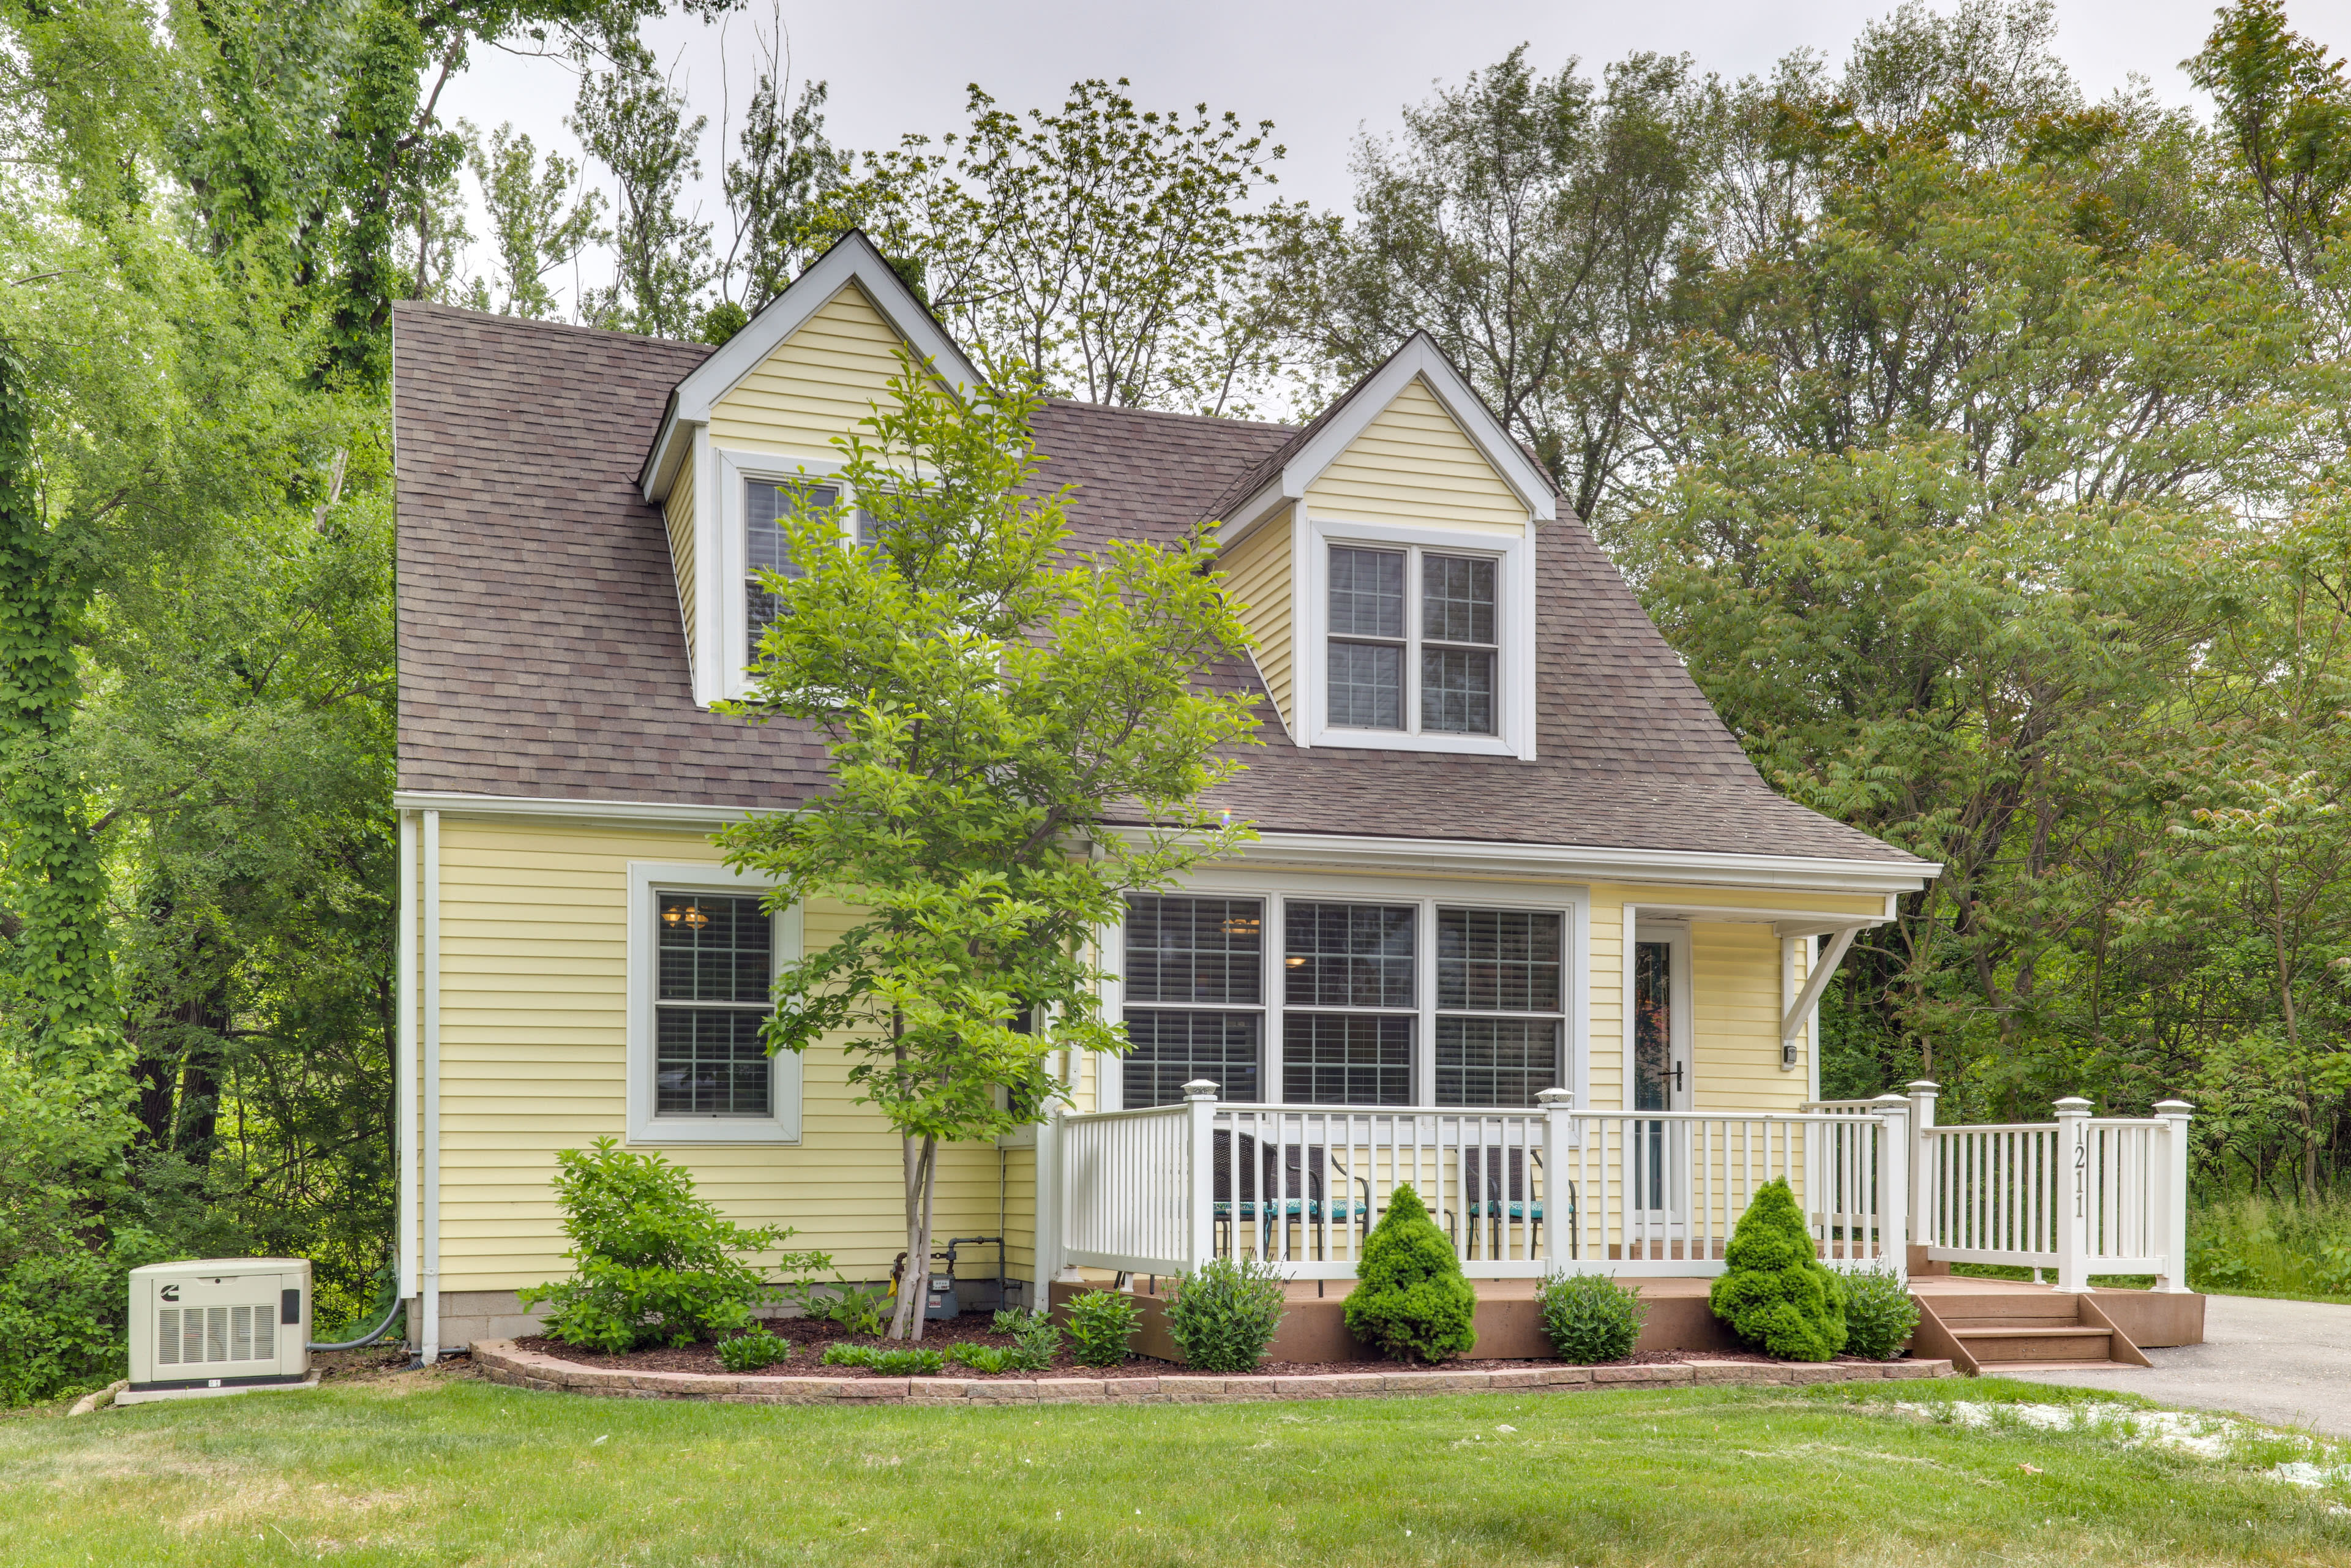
[2153,1098,2194,1114]
[1180,1079,1219,1101]
[1905,1079,1940,1093]
[1535,1088,1575,1107]
[2053,1095,2094,1113]
[1870,1093,1908,1106]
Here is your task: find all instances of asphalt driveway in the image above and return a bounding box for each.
[2011,1294,2351,1437]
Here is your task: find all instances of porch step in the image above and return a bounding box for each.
[1908,1290,2154,1376]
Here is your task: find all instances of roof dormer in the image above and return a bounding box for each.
[639,233,983,707]
[1211,336,1555,759]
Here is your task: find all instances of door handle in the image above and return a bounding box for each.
[1673,1060,1685,1093]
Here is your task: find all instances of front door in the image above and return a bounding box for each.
[1632,926,1692,1215]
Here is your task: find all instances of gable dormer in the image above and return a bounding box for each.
[639,233,984,707]
[1210,336,1556,759]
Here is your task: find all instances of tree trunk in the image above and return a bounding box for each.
[890,1134,939,1341]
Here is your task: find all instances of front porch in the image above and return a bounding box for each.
[1044,1082,2204,1366]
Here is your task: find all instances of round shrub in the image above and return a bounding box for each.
[1537,1271,1648,1363]
[1837,1264,1920,1360]
[1344,1185,1477,1364]
[1065,1288,1144,1367]
[1708,1178,1847,1361]
[1164,1256,1288,1371]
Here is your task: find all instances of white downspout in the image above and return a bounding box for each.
[397,812,419,1324]
[422,809,443,1364]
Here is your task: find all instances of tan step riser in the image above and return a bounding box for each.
[1960,1335,2115,1364]
[1944,1316,2099,1330]
[1930,1302,2085,1322]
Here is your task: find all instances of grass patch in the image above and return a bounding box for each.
[0,1371,2345,1564]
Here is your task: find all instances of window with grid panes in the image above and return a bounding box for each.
[1282,901,1415,1104]
[1434,907,1564,1106]
[1325,544,1498,736]
[654,893,774,1116]
[1121,895,1264,1106]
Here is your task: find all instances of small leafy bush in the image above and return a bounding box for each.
[1164,1255,1287,1372]
[1344,1185,1477,1363]
[992,1306,1061,1369]
[2189,1195,2351,1297]
[517,1138,803,1352]
[948,1343,1018,1372]
[820,1281,891,1337]
[1065,1289,1144,1367]
[1839,1265,1921,1360]
[820,1342,946,1375]
[1536,1272,1646,1363]
[716,1327,791,1371]
[1708,1179,1846,1361]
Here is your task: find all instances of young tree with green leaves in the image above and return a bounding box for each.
[463,121,610,318]
[717,353,1260,1340]
[573,53,716,339]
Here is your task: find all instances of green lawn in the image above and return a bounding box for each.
[2,1371,2347,1566]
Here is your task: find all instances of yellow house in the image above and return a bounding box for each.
[389,233,1940,1356]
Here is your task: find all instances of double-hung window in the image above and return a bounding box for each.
[1120,895,1264,1107]
[654,893,774,1117]
[1282,901,1415,1104]
[745,480,838,634]
[1327,544,1499,737]
[1434,909,1564,1106]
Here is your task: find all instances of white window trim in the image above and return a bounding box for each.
[1295,515,1537,758]
[1100,868,1587,1117]
[708,446,858,707]
[627,860,803,1145]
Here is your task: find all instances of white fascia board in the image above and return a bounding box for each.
[640,231,986,502]
[1168,827,1939,896]
[1211,482,1291,543]
[1281,336,1558,524]
[391,789,783,832]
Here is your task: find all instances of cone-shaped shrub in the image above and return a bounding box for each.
[1344,1185,1477,1362]
[1708,1178,1846,1361]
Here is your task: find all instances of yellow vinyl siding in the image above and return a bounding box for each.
[432,817,1032,1294]
[663,457,697,662]
[1218,511,1294,732]
[1304,377,1526,535]
[707,282,911,459]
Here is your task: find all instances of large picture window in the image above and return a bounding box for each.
[1325,543,1500,738]
[1121,895,1264,1107]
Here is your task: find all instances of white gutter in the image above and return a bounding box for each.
[422,809,442,1365]
[397,812,418,1312]
[1228,830,1940,897]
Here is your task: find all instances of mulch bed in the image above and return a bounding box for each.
[515,1313,1902,1381]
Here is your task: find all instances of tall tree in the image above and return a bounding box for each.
[716,10,840,318]
[464,121,610,318]
[718,354,1259,1338]
[572,52,717,339]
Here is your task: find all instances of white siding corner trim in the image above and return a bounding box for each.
[625,860,804,1146]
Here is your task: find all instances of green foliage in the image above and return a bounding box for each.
[1536,1272,1648,1364]
[2190,1194,2351,1297]
[718,352,1258,1336]
[573,56,716,339]
[462,121,610,320]
[991,1306,1062,1369]
[0,1055,163,1406]
[812,79,1294,414]
[517,1139,807,1353]
[1163,1255,1288,1372]
[820,1342,945,1375]
[1708,1180,1847,1362]
[1063,1289,1144,1367]
[715,1327,790,1371]
[1838,1266,1922,1360]
[1343,1185,1477,1364]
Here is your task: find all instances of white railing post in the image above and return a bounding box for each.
[2053,1096,2093,1292]
[1537,1088,1573,1273]
[2154,1099,2194,1294]
[1872,1095,1910,1280]
[1037,1100,1067,1289]
[1905,1079,1939,1258]
[1182,1080,1218,1274]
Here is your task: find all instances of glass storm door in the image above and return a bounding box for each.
[1632,936,1690,1214]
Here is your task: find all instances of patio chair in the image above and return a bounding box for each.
[1455,1145,1575,1261]
[1212,1131,1373,1261]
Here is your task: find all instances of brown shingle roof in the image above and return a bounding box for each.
[394,301,1916,866]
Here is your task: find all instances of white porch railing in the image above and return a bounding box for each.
[1902,1085,2194,1292]
[1057,1082,1912,1282]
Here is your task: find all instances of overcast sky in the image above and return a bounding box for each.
[433,0,2290,310]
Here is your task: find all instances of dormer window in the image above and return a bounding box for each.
[1327,542,1499,738]
[746,479,838,632]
